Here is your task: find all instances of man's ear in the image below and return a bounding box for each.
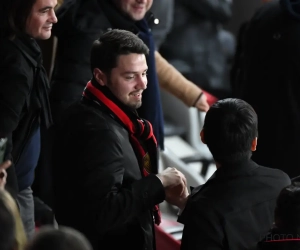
[251,137,258,151]
[200,129,206,144]
[93,68,107,86]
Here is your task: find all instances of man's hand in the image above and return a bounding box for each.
[157,167,189,210]
[0,160,11,189]
[157,167,187,190]
[194,92,210,112]
[165,184,189,210]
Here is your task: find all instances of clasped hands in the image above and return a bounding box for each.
[157,167,189,210]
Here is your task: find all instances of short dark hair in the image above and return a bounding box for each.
[0,0,37,38]
[274,182,300,231]
[90,29,149,74]
[0,199,15,250]
[203,98,258,163]
[25,226,92,250]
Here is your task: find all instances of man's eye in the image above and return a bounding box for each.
[126,76,134,80]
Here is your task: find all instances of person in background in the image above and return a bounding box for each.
[0,160,27,250]
[231,0,300,178]
[257,182,300,250]
[0,195,16,250]
[230,0,273,94]
[0,0,57,238]
[0,189,27,250]
[25,226,93,250]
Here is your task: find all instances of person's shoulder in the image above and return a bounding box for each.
[0,37,33,80]
[0,38,25,62]
[61,101,106,122]
[59,101,124,132]
[255,164,291,184]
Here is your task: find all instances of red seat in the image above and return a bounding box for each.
[155,224,181,250]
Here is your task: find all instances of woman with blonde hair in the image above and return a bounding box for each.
[0,189,27,250]
[0,160,27,250]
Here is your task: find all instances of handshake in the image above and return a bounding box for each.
[156,167,189,210]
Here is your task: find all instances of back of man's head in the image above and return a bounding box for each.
[90,29,149,75]
[0,198,15,250]
[25,226,92,250]
[275,182,300,231]
[202,98,258,163]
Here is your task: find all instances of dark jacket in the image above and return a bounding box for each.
[179,159,291,250]
[52,97,165,250]
[230,20,249,92]
[150,0,174,49]
[233,0,300,178]
[159,0,234,98]
[0,35,51,194]
[51,0,164,148]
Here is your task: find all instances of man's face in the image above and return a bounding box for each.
[106,53,148,109]
[113,0,153,21]
[26,0,58,40]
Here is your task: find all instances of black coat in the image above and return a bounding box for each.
[232,0,300,178]
[0,35,51,196]
[179,159,290,250]
[52,98,165,250]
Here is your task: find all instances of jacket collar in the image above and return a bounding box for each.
[191,158,259,196]
[213,158,259,179]
[88,78,139,120]
[10,34,41,67]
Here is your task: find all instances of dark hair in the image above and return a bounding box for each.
[0,199,15,250]
[274,182,300,231]
[203,98,258,163]
[257,183,300,250]
[25,226,92,250]
[90,29,149,75]
[0,0,36,38]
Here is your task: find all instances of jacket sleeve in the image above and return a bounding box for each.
[77,126,165,233]
[0,48,31,137]
[180,201,225,250]
[179,0,232,24]
[155,51,202,107]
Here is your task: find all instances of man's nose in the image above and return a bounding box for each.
[136,75,147,89]
[50,9,58,23]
